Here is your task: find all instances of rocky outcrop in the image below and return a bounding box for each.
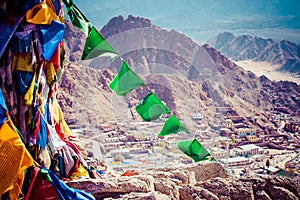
[101,15,153,39]
[63,21,86,62]
[66,162,300,200]
[209,32,300,73]
[202,44,238,72]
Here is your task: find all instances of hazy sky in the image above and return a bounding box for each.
[73,0,300,44]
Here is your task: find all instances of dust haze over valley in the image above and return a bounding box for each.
[236,60,300,84]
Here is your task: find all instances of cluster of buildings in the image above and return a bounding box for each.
[71,121,188,170]
[198,104,300,179]
[69,101,299,179]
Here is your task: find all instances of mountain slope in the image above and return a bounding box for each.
[209,32,300,72]
[61,16,300,135]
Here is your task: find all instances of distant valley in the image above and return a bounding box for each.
[235,60,300,84]
[208,32,300,75]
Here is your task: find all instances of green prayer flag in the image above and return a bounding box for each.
[109,61,144,96]
[210,157,217,162]
[81,26,118,60]
[157,115,189,137]
[62,0,91,36]
[177,139,210,162]
[136,92,170,121]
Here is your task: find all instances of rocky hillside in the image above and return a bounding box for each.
[59,15,300,200]
[209,32,300,73]
[61,16,300,135]
[66,162,300,200]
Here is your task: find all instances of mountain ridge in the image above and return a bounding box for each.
[74,0,300,44]
[209,32,300,73]
[58,15,300,199]
[61,15,300,136]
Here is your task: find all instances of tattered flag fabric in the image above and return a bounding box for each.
[26,0,59,25]
[36,112,49,149]
[12,51,35,72]
[177,139,210,162]
[62,0,91,36]
[14,71,35,95]
[157,115,189,137]
[81,26,117,60]
[40,20,64,61]
[0,89,8,126]
[109,61,144,96]
[61,0,73,8]
[0,121,34,200]
[136,92,170,121]
[0,16,24,58]
[48,169,95,200]
[24,167,60,200]
[21,0,42,15]
[11,24,35,53]
[24,72,36,107]
[45,61,57,86]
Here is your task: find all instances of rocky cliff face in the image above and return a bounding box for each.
[64,20,86,63]
[209,32,300,73]
[66,162,300,200]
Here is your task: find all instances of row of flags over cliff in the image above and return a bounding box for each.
[63,0,214,162]
[0,0,217,198]
[0,0,214,163]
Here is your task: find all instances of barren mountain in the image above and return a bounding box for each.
[209,32,300,73]
[57,15,300,200]
[61,16,300,136]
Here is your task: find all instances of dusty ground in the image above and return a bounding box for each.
[235,60,300,84]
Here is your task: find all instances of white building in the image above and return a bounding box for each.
[221,156,251,167]
[109,149,130,158]
[231,144,265,157]
[129,147,149,154]
[192,113,204,120]
[252,154,267,162]
[211,147,228,160]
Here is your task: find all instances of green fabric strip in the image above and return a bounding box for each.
[109,61,144,96]
[157,115,189,137]
[177,139,210,162]
[136,92,170,121]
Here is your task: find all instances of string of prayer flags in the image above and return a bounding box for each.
[62,0,118,59]
[157,115,189,137]
[177,139,210,162]
[59,1,213,163]
[62,0,91,36]
[109,61,144,96]
[136,92,170,121]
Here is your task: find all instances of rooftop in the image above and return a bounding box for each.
[221,156,249,163]
[238,144,264,151]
